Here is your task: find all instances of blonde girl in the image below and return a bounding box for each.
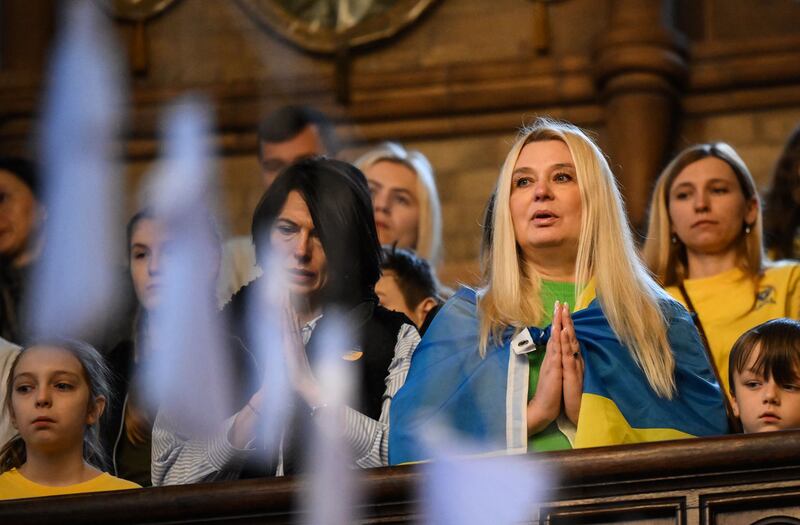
[0,339,139,499]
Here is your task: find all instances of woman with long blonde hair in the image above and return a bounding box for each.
[643,142,800,395]
[389,119,727,462]
[356,142,443,267]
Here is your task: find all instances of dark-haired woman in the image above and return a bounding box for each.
[152,158,419,484]
[0,157,44,344]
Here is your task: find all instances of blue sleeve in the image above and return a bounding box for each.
[389,289,510,464]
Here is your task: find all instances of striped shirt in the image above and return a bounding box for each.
[151,321,420,485]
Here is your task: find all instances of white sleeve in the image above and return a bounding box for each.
[341,323,420,468]
[150,412,256,486]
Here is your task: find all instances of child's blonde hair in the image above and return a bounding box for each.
[0,338,111,473]
[728,318,800,396]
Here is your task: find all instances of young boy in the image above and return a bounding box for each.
[376,246,443,335]
[729,318,800,433]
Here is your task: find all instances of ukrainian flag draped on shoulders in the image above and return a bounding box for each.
[389,286,728,465]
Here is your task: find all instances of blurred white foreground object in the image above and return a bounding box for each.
[144,97,234,437]
[28,0,125,340]
[305,313,360,525]
[423,428,551,525]
[246,247,292,456]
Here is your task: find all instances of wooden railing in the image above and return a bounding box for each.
[3,430,800,524]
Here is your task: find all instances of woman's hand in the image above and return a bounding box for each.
[559,303,584,425]
[527,301,565,435]
[282,303,323,409]
[229,387,264,449]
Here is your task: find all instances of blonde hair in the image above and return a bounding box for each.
[356,142,443,266]
[642,142,764,286]
[1,339,111,473]
[479,118,676,398]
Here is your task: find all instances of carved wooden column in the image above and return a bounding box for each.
[595,0,687,230]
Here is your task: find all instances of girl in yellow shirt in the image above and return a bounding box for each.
[0,340,139,499]
[643,142,800,396]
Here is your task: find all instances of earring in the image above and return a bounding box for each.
[671,234,678,244]
[745,224,752,235]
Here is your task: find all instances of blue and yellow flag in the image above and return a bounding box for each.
[389,287,728,465]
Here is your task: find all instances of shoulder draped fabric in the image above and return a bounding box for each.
[388,287,728,464]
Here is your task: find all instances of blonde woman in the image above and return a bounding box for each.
[356,142,442,267]
[389,119,727,463]
[643,143,800,395]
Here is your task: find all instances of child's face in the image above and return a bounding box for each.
[10,346,104,454]
[376,272,417,324]
[731,344,800,433]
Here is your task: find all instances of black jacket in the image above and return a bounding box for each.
[223,277,411,475]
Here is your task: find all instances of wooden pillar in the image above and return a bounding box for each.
[594,0,687,231]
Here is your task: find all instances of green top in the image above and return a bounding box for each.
[527,279,576,452]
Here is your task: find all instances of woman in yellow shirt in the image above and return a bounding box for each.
[0,339,139,499]
[643,142,800,395]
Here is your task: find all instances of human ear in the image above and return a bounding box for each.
[413,297,438,328]
[86,395,107,426]
[744,197,759,229]
[730,393,740,419]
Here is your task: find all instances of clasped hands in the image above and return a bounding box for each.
[526,301,584,436]
[231,298,323,447]
[255,299,323,411]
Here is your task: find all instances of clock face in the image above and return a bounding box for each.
[276,0,398,32]
[236,0,439,53]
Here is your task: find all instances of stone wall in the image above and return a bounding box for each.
[3,0,800,287]
[680,107,800,191]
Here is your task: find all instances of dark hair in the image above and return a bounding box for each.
[728,318,800,395]
[257,105,338,159]
[480,192,496,276]
[0,156,40,198]
[380,245,440,310]
[763,125,800,259]
[0,338,112,473]
[251,157,381,307]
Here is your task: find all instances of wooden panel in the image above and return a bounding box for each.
[543,498,684,525]
[703,488,800,525]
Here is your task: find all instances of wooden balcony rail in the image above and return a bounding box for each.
[3,430,800,524]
